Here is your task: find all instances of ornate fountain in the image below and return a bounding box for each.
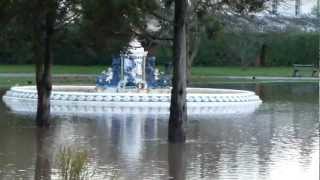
[2,39,262,116]
[96,39,169,90]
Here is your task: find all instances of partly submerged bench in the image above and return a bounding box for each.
[292,64,318,77]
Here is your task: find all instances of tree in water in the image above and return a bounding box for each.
[32,0,57,127]
[1,0,82,127]
[168,0,188,143]
[167,0,270,143]
[35,128,52,180]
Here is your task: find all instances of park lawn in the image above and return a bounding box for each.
[0,65,105,75]
[0,76,96,88]
[0,65,294,77]
[0,77,34,88]
[190,67,293,77]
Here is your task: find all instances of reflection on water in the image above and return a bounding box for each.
[0,83,319,179]
[35,128,52,180]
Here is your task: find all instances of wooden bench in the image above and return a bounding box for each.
[292,64,318,77]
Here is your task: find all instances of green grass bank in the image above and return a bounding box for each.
[0,65,300,77]
[0,65,317,89]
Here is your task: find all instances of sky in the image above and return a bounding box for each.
[278,0,318,16]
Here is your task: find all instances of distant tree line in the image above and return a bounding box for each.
[0,30,317,67]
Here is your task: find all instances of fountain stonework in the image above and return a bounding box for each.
[2,39,262,116]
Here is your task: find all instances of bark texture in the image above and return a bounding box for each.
[168,0,187,143]
[32,0,55,127]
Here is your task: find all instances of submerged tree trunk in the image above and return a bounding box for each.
[35,127,52,180]
[168,0,187,143]
[33,1,55,127]
[168,144,186,179]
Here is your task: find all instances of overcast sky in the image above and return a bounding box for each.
[278,0,317,16]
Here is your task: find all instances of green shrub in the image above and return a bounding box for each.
[0,29,318,67]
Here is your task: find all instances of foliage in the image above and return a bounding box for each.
[183,32,318,66]
[0,30,317,67]
[80,0,159,54]
[56,147,93,180]
[0,0,316,68]
[265,32,319,66]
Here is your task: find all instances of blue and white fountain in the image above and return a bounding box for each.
[96,39,170,90]
[2,39,262,116]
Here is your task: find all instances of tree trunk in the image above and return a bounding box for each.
[272,0,278,15]
[168,0,187,143]
[33,0,55,127]
[295,0,301,16]
[186,36,200,85]
[317,0,320,18]
[260,43,267,67]
[256,43,267,67]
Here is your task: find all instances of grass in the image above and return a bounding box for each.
[0,65,317,89]
[0,65,298,77]
[56,147,93,180]
[0,77,34,88]
[191,67,295,77]
[0,76,95,88]
[0,65,105,74]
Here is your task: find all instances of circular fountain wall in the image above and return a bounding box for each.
[2,85,262,116]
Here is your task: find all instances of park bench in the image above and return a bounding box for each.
[292,64,318,77]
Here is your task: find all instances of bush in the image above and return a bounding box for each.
[0,30,318,67]
[155,32,319,67]
[265,32,319,66]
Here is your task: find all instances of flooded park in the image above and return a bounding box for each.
[1,0,319,179]
[0,82,318,179]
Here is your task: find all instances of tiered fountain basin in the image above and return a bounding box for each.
[2,85,262,116]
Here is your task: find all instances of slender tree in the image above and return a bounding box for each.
[32,0,58,127]
[272,0,279,15]
[168,0,188,143]
[167,0,270,143]
[317,0,320,17]
[295,0,301,16]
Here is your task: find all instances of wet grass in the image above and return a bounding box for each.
[56,147,93,180]
[0,77,34,88]
[0,65,105,74]
[0,76,94,89]
[0,65,299,77]
[0,75,316,90]
[0,65,317,89]
[191,67,295,77]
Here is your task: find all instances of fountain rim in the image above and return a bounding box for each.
[6,85,257,96]
[3,85,262,104]
[2,85,262,115]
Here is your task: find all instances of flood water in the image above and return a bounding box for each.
[0,83,319,180]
